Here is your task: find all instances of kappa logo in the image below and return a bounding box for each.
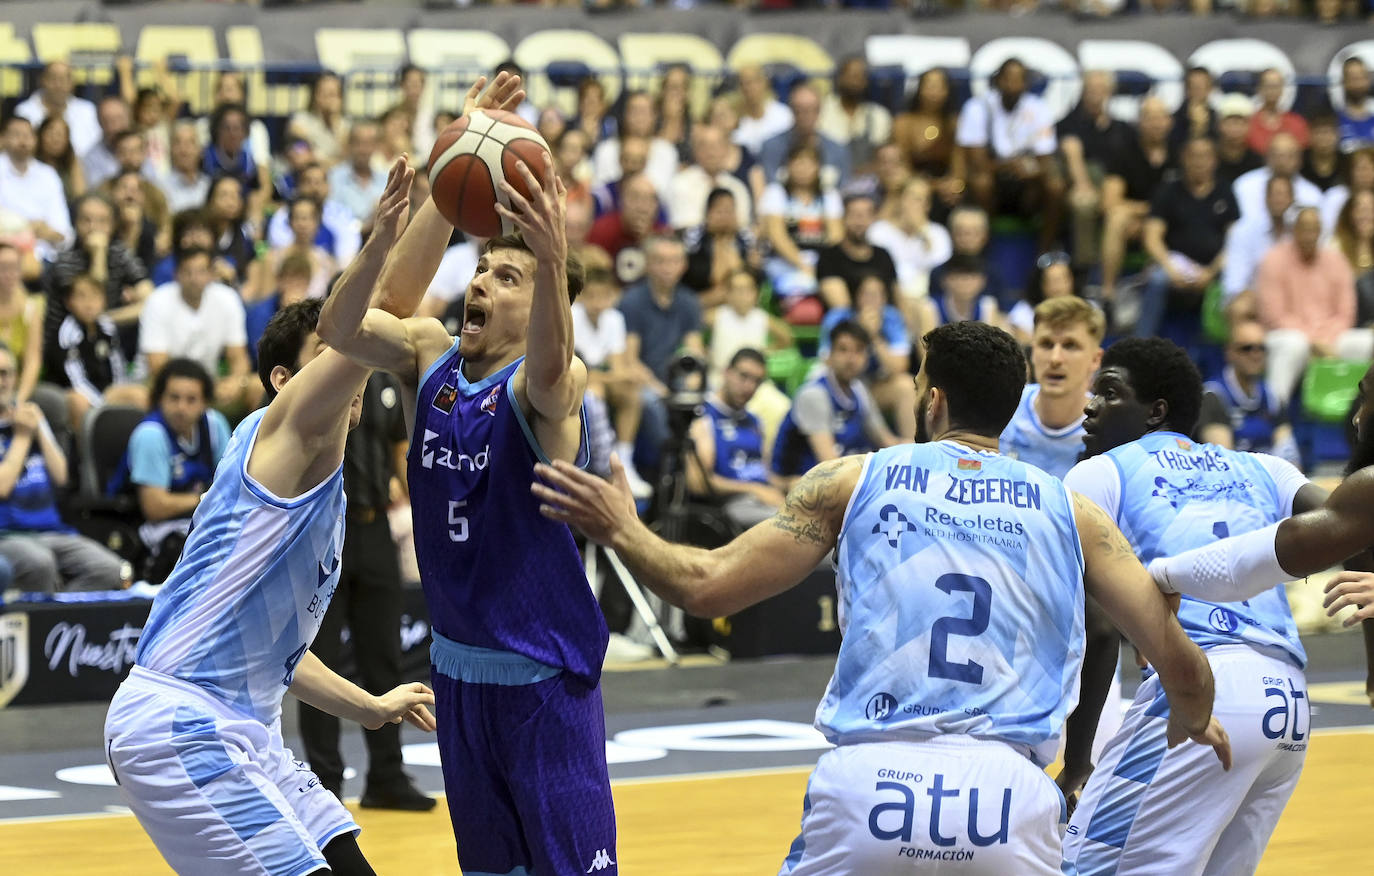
[585,848,616,872]
[480,385,501,417]
[872,504,917,548]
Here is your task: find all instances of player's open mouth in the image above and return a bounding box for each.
[463,305,487,335]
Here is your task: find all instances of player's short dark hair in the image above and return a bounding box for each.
[921,321,1026,436]
[829,319,871,351]
[705,187,736,211]
[728,347,766,371]
[944,253,986,277]
[258,299,325,400]
[483,232,585,303]
[1101,337,1204,434]
[152,357,214,408]
[175,245,213,268]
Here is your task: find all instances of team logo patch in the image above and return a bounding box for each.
[866,692,899,721]
[1208,607,1242,633]
[480,385,501,417]
[432,383,458,415]
[957,458,981,471]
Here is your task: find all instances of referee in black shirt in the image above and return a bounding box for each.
[298,370,435,810]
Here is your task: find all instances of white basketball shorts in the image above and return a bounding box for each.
[779,735,1068,875]
[1063,644,1308,876]
[104,665,358,876]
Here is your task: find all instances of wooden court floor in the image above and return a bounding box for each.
[2,730,1368,875]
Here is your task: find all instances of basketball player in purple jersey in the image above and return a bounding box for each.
[317,76,617,875]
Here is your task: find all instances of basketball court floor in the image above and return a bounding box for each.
[1,639,1370,874]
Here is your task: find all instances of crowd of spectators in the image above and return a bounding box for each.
[2,46,1373,597]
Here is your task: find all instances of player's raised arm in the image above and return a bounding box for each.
[1150,467,1374,599]
[533,455,860,617]
[373,72,525,319]
[1073,493,1232,770]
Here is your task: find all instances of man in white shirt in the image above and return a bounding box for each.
[14,61,100,157]
[866,176,952,300]
[327,121,385,225]
[817,56,892,173]
[0,116,73,262]
[668,125,752,230]
[138,247,257,410]
[156,121,211,215]
[1231,132,1322,226]
[1222,174,1294,322]
[956,57,1065,251]
[82,95,138,189]
[267,164,362,265]
[733,65,794,156]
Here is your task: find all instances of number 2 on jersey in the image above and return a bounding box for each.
[929,574,992,685]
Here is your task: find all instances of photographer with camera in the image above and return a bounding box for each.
[685,348,788,529]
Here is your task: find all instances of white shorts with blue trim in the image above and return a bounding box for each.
[1062,645,1307,876]
[104,666,358,876]
[779,736,1068,875]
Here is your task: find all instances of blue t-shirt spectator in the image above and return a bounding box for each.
[819,306,909,377]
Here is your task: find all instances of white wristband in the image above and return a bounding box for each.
[1148,522,1289,603]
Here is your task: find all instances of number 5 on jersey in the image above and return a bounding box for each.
[448,500,469,543]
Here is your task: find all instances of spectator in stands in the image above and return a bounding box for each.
[928,204,1006,307]
[82,95,137,188]
[1247,69,1308,154]
[204,174,256,284]
[706,95,767,205]
[1335,190,1374,323]
[818,56,892,173]
[1257,207,1373,403]
[1099,96,1173,301]
[1214,94,1263,190]
[288,71,349,168]
[123,61,181,180]
[104,128,170,227]
[328,122,384,227]
[1006,251,1086,346]
[891,68,960,208]
[393,64,435,157]
[867,141,913,220]
[0,244,42,404]
[571,76,614,144]
[203,103,264,209]
[198,72,272,178]
[55,273,147,430]
[687,348,787,529]
[0,342,128,593]
[704,269,791,386]
[35,115,85,202]
[375,105,412,173]
[758,82,850,189]
[620,235,705,469]
[733,65,794,156]
[1338,56,1374,152]
[591,134,653,219]
[922,253,1002,331]
[1223,174,1294,322]
[111,170,165,277]
[571,266,650,498]
[15,61,100,157]
[1233,131,1322,224]
[1322,147,1374,232]
[273,163,361,265]
[592,90,678,195]
[957,57,1065,252]
[1137,137,1239,338]
[553,128,593,209]
[156,121,211,216]
[867,176,952,302]
[1170,66,1218,154]
[588,172,667,287]
[271,137,317,204]
[669,125,752,231]
[138,246,256,411]
[682,188,760,308]
[1058,70,1132,270]
[44,192,152,366]
[760,143,843,313]
[655,63,694,164]
[1303,111,1343,192]
[771,320,897,483]
[249,198,337,302]
[817,192,898,311]
[154,209,235,288]
[0,116,73,262]
[245,252,313,359]
[819,273,918,438]
[1197,319,1299,465]
[115,358,230,583]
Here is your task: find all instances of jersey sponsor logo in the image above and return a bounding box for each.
[432,383,458,415]
[419,429,491,472]
[866,692,899,721]
[585,848,616,872]
[872,505,918,548]
[480,384,501,417]
[1261,676,1308,751]
[868,774,1012,848]
[1208,606,1242,633]
[318,554,339,588]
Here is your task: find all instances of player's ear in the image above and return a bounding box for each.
[1146,398,1169,429]
[270,364,295,396]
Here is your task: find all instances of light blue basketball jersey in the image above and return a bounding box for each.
[135,408,346,724]
[816,441,1085,765]
[998,384,1086,480]
[1101,432,1305,668]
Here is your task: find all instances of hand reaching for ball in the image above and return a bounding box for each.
[495,153,568,265]
[463,71,526,119]
[372,156,416,250]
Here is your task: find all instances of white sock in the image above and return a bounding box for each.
[615,441,635,466]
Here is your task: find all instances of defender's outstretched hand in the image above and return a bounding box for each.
[494,153,568,264]
[533,454,640,546]
[463,71,525,118]
[366,682,437,732]
[371,156,415,250]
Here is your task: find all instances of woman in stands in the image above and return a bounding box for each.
[203,174,256,286]
[1336,190,1374,324]
[707,95,766,209]
[111,170,165,272]
[760,143,844,319]
[288,71,350,168]
[35,115,85,203]
[891,67,965,217]
[656,63,694,165]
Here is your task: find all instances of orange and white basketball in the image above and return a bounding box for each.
[427,109,552,238]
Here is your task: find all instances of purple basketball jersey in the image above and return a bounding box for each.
[409,343,607,683]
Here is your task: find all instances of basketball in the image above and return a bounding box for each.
[427,109,552,239]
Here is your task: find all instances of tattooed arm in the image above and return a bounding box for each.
[533,455,862,617]
[1074,493,1229,766]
